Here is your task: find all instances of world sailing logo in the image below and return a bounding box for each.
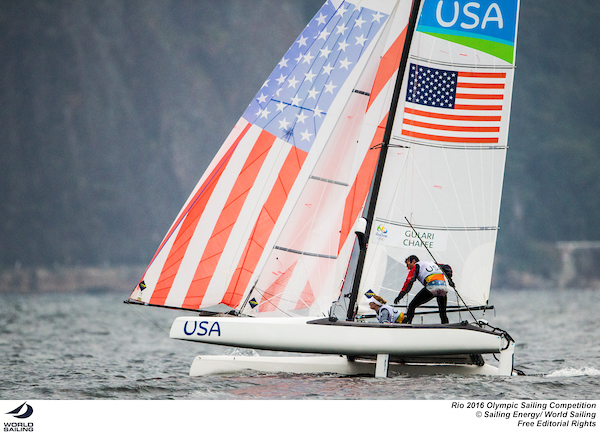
[4,402,34,432]
[417,0,518,63]
[5,403,33,419]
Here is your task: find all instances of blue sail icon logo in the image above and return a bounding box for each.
[6,402,34,419]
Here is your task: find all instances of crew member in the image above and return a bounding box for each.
[368,294,404,323]
[394,255,450,324]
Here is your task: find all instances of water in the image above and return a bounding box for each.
[1,288,599,400]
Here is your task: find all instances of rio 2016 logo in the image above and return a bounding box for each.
[376,225,388,240]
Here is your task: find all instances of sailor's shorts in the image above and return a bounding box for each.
[426,279,448,297]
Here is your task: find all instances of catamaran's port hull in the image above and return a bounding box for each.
[170,316,515,376]
[187,354,506,376]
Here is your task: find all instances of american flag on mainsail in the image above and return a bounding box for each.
[401,63,506,144]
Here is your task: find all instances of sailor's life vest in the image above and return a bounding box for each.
[417,261,446,285]
[376,305,404,323]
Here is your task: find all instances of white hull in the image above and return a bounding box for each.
[170,316,515,376]
[188,354,505,377]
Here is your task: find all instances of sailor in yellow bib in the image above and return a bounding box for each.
[394,255,450,324]
[368,294,404,324]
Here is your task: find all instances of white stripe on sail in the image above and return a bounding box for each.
[168,119,251,231]
[136,119,251,304]
[165,126,264,308]
[137,221,183,303]
[201,137,294,307]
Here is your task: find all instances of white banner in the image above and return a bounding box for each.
[2,400,597,431]
[374,223,449,252]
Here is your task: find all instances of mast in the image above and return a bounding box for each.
[346,0,422,321]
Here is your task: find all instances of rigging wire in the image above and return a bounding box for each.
[346,0,424,321]
[124,301,198,356]
[404,216,480,324]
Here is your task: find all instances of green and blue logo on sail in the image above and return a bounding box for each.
[417,0,519,64]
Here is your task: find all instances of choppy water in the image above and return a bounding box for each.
[1,288,599,400]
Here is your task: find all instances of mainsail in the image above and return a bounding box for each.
[130,0,415,316]
[356,0,519,311]
[130,0,520,321]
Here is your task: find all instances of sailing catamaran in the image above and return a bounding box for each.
[127,0,520,377]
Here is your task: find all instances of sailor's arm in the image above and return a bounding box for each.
[395,264,419,303]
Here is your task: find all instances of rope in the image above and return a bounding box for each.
[404,217,479,324]
[124,300,198,356]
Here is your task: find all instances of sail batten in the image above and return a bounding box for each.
[274,246,338,260]
[374,219,499,232]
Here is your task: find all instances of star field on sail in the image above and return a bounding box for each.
[243,2,387,152]
[130,0,412,315]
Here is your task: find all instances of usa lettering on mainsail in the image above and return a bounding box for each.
[435,1,504,30]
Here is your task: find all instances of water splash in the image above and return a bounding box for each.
[227,348,260,357]
[546,367,600,377]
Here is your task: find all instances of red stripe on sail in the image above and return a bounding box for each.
[403,119,500,133]
[295,281,315,310]
[402,130,499,143]
[141,123,249,281]
[337,115,387,253]
[149,123,252,305]
[458,71,506,79]
[222,146,308,308]
[367,26,408,111]
[455,93,504,100]
[259,262,297,313]
[456,82,505,90]
[181,130,277,309]
[404,108,501,122]
[453,104,503,111]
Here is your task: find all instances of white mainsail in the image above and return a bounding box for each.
[130,0,417,316]
[357,0,520,310]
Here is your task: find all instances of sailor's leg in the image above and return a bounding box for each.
[403,288,433,323]
[437,294,449,324]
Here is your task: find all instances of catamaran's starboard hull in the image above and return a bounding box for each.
[187,354,507,377]
[170,316,512,367]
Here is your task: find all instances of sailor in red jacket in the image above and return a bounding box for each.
[394,255,451,324]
